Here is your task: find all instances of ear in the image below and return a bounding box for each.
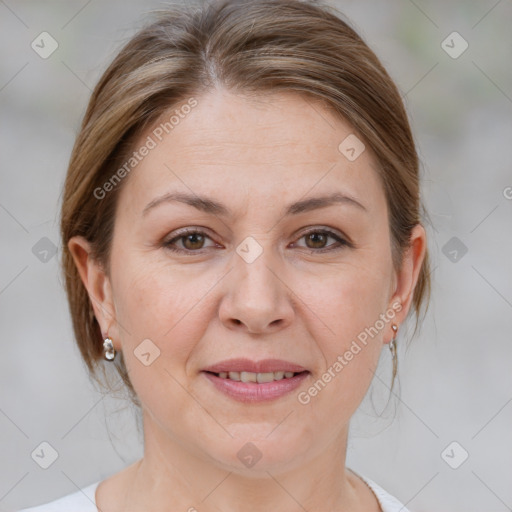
[386,224,427,343]
[67,236,120,350]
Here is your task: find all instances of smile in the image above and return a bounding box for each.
[209,370,303,382]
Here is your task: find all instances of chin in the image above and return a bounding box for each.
[204,435,310,476]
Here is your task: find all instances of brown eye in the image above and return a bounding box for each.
[182,232,206,250]
[164,229,216,253]
[295,229,349,253]
[163,227,350,255]
[304,232,329,249]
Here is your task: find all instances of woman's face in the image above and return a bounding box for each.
[78,88,425,474]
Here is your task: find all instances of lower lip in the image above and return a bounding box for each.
[202,371,310,403]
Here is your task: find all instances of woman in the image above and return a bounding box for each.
[20,0,430,510]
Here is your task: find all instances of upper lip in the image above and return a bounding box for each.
[202,358,308,374]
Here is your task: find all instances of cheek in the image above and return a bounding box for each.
[299,261,391,396]
[110,261,208,410]
[337,272,390,340]
[111,255,215,359]
[296,274,387,429]
[298,259,391,345]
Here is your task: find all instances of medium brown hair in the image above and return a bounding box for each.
[61,0,432,407]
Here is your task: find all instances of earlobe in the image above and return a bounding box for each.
[67,236,116,338]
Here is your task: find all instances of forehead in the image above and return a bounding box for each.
[118,88,384,215]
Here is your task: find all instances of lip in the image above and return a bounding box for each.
[202,371,310,403]
[202,358,308,374]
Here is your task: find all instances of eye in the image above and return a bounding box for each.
[163,227,351,255]
[163,229,217,253]
[293,228,350,253]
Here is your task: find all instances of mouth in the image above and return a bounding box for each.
[201,358,310,402]
[203,370,309,383]
[200,358,311,403]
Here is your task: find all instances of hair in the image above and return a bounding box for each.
[60,0,432,409]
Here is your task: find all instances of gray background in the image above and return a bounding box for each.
[1,1,511,510]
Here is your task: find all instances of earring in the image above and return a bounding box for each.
[389,324,398,383]
[103,337,116,361]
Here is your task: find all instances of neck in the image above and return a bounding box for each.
[121,414,363,512]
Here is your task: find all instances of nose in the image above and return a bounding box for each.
[218,241,295,334]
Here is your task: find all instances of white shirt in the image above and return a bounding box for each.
[18,470,411,512]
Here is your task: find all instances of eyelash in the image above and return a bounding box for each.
[162,227,351,254]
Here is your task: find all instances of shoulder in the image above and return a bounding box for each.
[349,468,412,512]
[17,481,100,512]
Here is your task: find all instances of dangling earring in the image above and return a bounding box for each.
[103,337,116,361]
[389,324,398,385]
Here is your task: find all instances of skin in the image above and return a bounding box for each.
[69,88,426,512]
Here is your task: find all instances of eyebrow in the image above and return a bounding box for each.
[142,191,368,217]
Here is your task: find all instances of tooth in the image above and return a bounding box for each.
[240,371,257,383]
[256,372,275,383]
[219,370,300,382]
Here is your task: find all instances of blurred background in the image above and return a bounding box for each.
[1,1,511,510]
